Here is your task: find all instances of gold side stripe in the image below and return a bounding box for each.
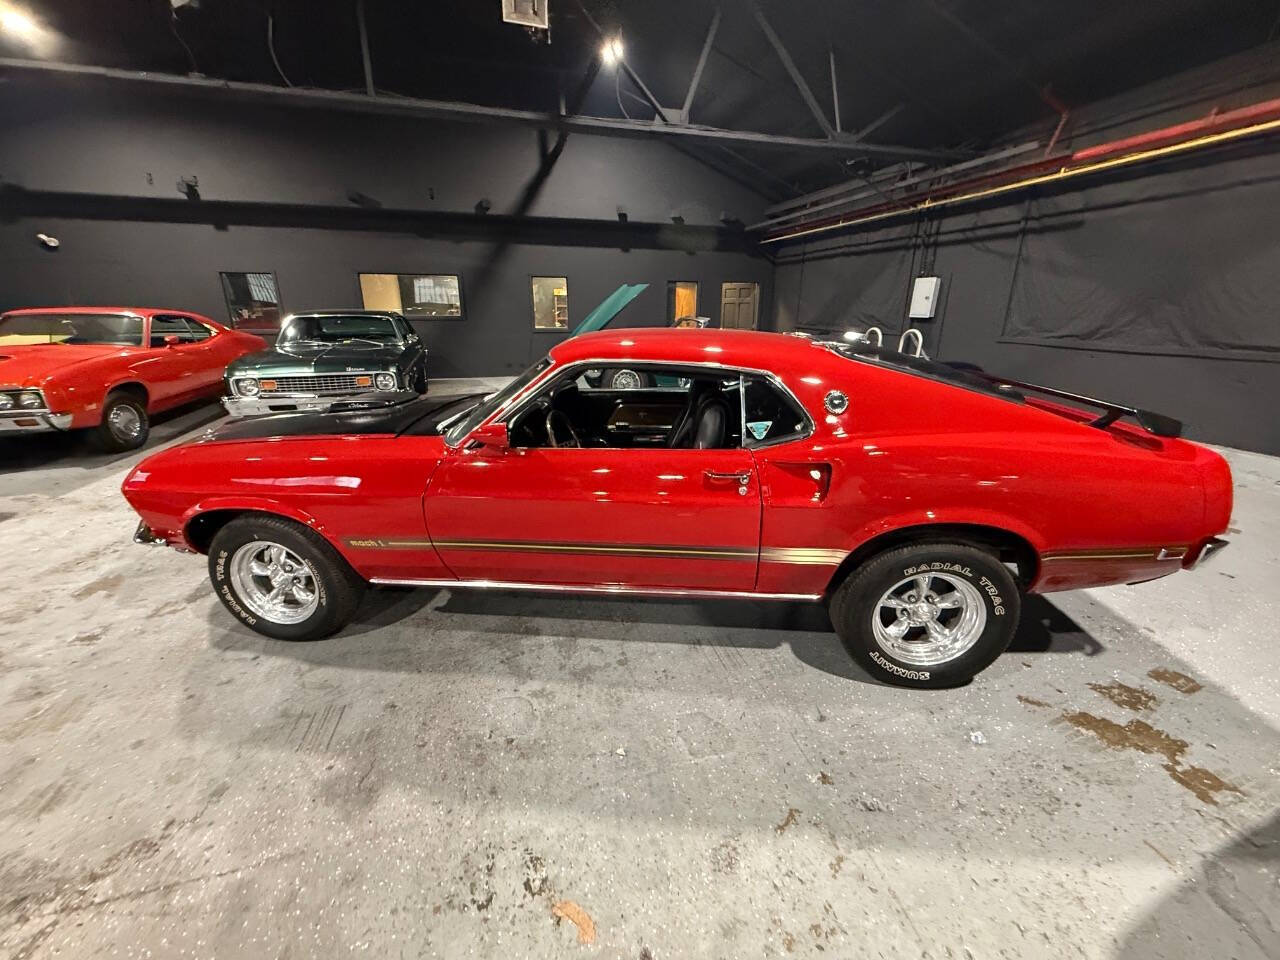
[760,547,847,565]
[437,540,756,559]
[344,537,755,560]
[346,537,848,565]
[1041,546,1187,563]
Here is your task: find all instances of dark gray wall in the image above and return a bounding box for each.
[772,150,1280,456]
[0,214,773,378]
[771,45,1280,455]
[0,80,766,225]
[0,80,774,377]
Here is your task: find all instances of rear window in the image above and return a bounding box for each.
[821,342,1024,404]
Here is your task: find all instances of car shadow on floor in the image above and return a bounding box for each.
[1114,808,1280,959]
[0,400,224,474]
[215,584,1105,687]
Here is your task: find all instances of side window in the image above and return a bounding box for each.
[150,314,197,346]
[742,376,809,446]
[506,365,743,450]
[185,318,213,341]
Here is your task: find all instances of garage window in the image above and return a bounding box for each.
[531,277,569,330]
[668,281,699,324]
[220,272,281,333]
[359,273,462,318]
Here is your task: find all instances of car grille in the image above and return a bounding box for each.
[261,373,376,396]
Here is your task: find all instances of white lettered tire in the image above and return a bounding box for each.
[208,514,365,641]
[830,543,1021,687]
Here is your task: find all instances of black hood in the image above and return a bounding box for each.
[203,392,484,442]
[227,340,408,376]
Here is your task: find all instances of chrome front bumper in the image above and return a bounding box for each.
[0,411,74,434]
[133,520,164,545]
[222,395,344,418]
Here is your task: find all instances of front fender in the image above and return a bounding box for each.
[180,496,345,555]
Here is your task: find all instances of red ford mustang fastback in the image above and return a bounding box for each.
[122,328,1231,687]
[0,307,265,451]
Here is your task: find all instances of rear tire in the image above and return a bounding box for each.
[208,514,365,641]
[92,391,149,452]
[829,543,1020,688]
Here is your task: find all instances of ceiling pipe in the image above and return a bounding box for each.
[750,140,1043,230]
[761,140,1042,219]
[760,97,1280,243]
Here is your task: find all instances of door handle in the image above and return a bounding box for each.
[704,470,752,485]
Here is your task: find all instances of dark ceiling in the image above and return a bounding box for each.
[4,0,1278,199]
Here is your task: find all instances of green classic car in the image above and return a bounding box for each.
[223,311,427,417]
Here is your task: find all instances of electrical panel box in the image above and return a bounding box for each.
[502,0,548,29]
[908,276,942,319]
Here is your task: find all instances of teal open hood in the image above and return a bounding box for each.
[571,283,648,336]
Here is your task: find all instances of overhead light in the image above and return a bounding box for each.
[600,35,624,66]
[0,4,38,39]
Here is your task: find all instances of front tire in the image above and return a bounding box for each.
[93,391,149,452]
[208,515,365,641]
[830,543,1020,688]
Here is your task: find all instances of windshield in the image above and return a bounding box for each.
[279,315,402,344]
[444,356,553,446]
[0,312,144,347]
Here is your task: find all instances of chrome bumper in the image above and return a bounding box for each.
[222,395,343,418]
[0,411,74,434]
[1189,537,1229,570]
[134,521,164,545]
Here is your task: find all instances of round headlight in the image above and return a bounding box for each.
[17,391,42,409]
[0,394,14,411]
[373,372,397,391]
[236,378,260,397]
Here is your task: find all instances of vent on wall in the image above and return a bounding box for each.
[502,0,548,29]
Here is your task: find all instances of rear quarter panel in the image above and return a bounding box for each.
[756,352,1210,594]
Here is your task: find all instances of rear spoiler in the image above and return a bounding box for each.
[953,366,1184,438]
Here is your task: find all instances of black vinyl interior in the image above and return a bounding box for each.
[508,375,742,449]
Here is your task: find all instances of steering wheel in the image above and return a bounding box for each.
[545,409,581,448]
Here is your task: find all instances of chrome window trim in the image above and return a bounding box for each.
[463,357,816,451]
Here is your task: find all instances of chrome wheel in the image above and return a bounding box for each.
[610,369,642,390]
[229,540,320,625]
[108,403,143,442]
[870,572,986,666]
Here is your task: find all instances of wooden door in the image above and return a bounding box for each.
[720,282,759,329]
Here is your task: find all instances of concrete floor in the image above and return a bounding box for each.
[1,391,1277,960]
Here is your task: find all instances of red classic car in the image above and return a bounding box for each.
[0,307,266,451]
[121,328,1232,687]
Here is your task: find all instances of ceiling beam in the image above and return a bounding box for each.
[751,3,835,138]
[0,57,960,159]
[682,7,721,122]
[828,48,841,133]
[852,103,905,141]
